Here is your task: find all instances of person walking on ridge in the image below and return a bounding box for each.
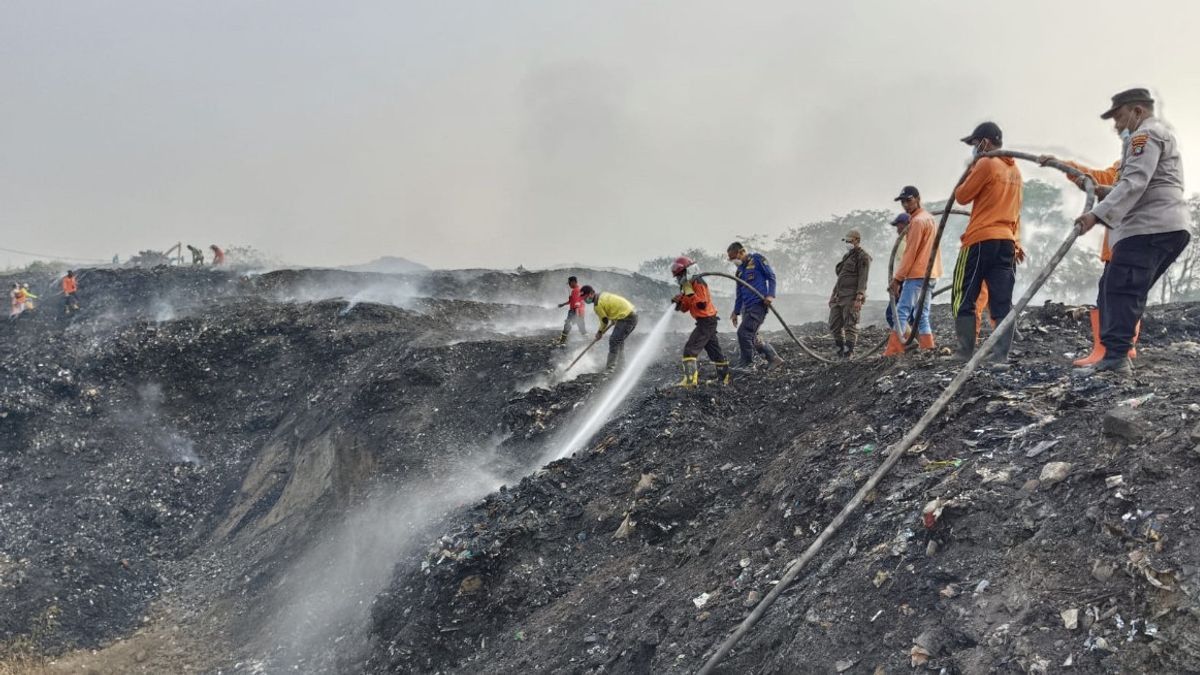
[555,276,587,346]
[727,241,783,370]
[829,229,871,359]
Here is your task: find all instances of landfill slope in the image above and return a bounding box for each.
[368,303,1200,674]
[2,265,1199,674]
[0,265,670,672]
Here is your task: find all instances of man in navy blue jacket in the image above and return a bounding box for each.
[727,242,784,369]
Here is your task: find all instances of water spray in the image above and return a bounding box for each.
[544,310,674,464]
[563,324,611,372]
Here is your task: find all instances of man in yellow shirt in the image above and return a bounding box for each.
[580,285,639,372]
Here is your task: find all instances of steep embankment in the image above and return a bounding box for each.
[368,303,1200,674]
[0,265,672,672]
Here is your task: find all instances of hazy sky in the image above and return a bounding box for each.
[4,1,1199,270]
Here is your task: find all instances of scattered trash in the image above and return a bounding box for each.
[973,579,990,595]
[612,514,636,540]
[923,458,963,471]
[1039,461,1072,486]
[1105,475,1124,488]
[634,473,656,495]
[692,592,712,609]
[1127,550,1176,590]
[850,443,876,456]
[921,499,947,529]
[1091,560,1116,582]
[743,590,762,607]
[1118,393,1155,408]
[834,658,858,672]
[1024,439,1059,458]
[939,584,960,598]
[1061,608,1079,630]
[872,570,890,588]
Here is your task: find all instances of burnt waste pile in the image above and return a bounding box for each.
[1,265,1199,674]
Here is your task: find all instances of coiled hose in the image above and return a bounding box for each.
[696,153,1097,674]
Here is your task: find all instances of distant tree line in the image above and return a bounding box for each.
[640,180,1200,305]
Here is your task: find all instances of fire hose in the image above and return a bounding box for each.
[694,208,969,365]
[696,153,1097,674]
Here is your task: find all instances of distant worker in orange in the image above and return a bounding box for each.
[884,186,942,356]
[210,245,226,265]
[952,121,1024,362]
[62,270,80,315]
[670,256,730,386]
[1036,154,1137,366]
[9,283,25,319]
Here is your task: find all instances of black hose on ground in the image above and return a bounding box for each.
[696,156,1096,675]
[694,272,835,363]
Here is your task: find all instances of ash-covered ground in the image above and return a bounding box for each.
[2,266,1199,675]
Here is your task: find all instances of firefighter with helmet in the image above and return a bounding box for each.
[671,256,731,386]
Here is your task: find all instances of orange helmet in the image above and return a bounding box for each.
[670,256,694,277]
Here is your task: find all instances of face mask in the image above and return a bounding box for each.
[971,143,982,158]
[733,257,745,267]
[846,241,856,250]
[585,296,594,304]
[1120,128,1132,143]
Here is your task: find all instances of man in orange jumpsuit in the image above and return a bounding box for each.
[671,256,730,386]
[952,121,1023,362]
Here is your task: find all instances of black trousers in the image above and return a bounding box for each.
[736,303,773,366]
[684,316,727,362]
[607,313,638,368]
[952,239,1016,324]
[1101,230,1191,357]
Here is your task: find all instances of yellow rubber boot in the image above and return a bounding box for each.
[677,358,699,387]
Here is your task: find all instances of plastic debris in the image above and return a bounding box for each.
[1039,461,1072,486]
[1061,608,1079,630]
[692,592,711,609]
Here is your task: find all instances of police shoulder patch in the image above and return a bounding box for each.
[1131,133,1150,156]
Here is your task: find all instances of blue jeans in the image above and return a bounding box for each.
[886,279,935,335]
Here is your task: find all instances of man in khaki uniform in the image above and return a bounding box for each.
[828,229,871,359]
[1074,88,1191,377]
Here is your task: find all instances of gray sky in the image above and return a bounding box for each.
[3,1,1199,271]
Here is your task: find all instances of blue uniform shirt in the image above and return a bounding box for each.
[732,252,777,316]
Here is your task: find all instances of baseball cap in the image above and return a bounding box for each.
[961,121,1002,145]
[1100,87,1154,119]
[894,186,920,201]
[844,229,862,242]
[890,213,911,226]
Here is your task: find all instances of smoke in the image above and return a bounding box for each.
[261,436,509,670]
[542,310,674,464]
[118,383,202,464]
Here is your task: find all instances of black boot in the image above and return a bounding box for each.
[843,342,855,360]
[990,321,1015,363]
[954,316,977,361]
[834,340,845,358]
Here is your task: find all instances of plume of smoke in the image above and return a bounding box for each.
[117,383,201,464]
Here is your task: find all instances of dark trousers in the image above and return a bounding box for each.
[607,313,638,369]
[828,303,861,346]
[684,316,727,362]
[736,304,774,366]
[952,239,1016,323]
[1095,264,1108,310]
[561,309,585,338]
[1101,230,1190,357]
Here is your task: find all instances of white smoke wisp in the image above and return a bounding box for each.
[541,310,674,464]
[122,383,202,464]
[263,437,509,669]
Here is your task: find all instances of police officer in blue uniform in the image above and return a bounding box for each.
[727,241,784,370]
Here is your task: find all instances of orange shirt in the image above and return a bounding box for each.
[676,278,718,320]
[1062,159,1120,262]
[894,207,943,281]
[955,156,1023,248]
[62,277,77,294]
